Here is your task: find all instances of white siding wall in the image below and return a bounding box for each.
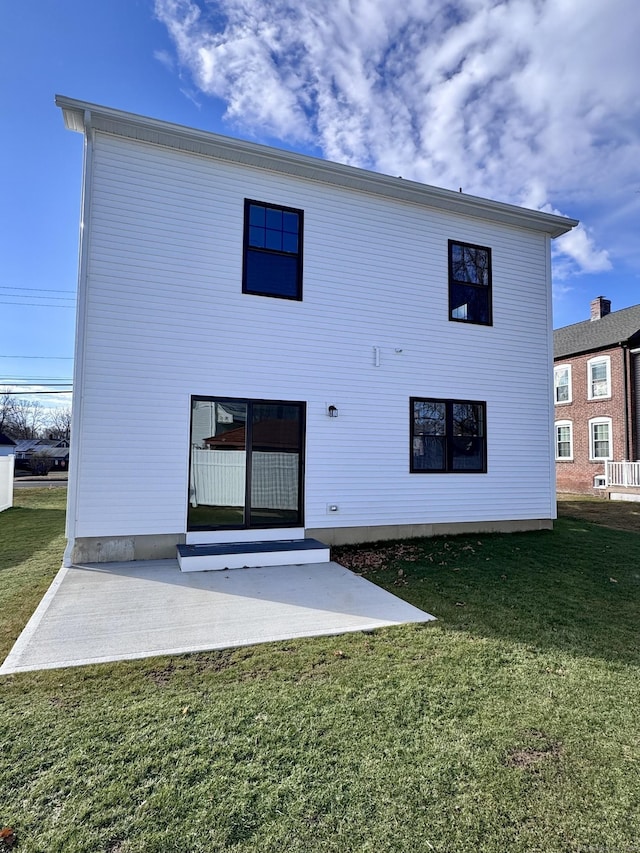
[72,132,554,538]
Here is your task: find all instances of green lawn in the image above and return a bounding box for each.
[1,490,639,853]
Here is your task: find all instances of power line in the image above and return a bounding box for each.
[2,373,72,382]
[0,301,75,308]
[0,285,76,294]
[0,376,73,385]
[9,390,73,395]
[0,355,73,359]
[0,294,75,301]
[3,383,73,387]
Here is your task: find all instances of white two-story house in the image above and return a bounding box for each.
[57,96,576,567]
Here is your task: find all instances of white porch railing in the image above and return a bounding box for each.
[605,460,640,488]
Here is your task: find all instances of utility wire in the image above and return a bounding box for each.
[1,377,72,381]
[0,285,76,293]
[2,377,73,381]
[0,355,73,359]
[0,294,75,301]
[0,301,75,308]
[3,383,73,387]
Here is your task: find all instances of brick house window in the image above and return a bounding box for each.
[587,356,611,399]
[555,421,573,460]
[589,417,612,460]
[554,365,572,404]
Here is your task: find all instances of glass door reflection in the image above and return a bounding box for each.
[188,398,304,530]
[249,403,302,526]
[188,400,247,528]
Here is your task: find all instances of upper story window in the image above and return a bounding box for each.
[411,398,487,473]
[554,365,572,404]
[587,356,611,399]
[555,420,573,460]
[448,240,492,325]
[589,417,612,460]
[243,200,303,300]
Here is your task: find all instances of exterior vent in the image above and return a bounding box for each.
[594,475,607,489]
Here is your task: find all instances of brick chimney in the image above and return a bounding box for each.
[590,296,611,321]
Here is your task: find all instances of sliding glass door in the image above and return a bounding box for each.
[188,397,304,530]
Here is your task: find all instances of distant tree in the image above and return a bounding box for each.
[0,388,17,435]
[5,399,47,440]
[28,451,54,476]
[46,407,72,442]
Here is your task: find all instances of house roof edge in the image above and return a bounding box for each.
[55,95,577,238]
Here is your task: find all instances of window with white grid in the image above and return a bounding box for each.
[589,418,612,460]
[587,356,611,400]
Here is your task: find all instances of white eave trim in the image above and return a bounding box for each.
[55,95,578,238]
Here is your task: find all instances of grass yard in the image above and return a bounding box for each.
[1,490,639,853]
[558,491,640,532]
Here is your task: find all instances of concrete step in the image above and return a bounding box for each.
[177,538,330,572]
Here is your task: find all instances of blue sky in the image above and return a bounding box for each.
[2,0,639,413]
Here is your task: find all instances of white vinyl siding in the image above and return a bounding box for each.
[554,364,572,404]
[589,418,613,460]
[587,356,611,399]
[70,131,557,539]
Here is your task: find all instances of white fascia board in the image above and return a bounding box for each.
[56,95,577,239]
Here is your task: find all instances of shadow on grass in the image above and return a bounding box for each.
[0,506,66,572]
[334,518,640,666]
[558,495,640,533]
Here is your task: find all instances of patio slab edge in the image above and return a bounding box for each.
[0,564,69,676]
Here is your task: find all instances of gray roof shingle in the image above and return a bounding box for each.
[554,303,640,359]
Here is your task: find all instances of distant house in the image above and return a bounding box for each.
[554,297,640,496]
[33,445,70,472]
[57,96,576,567]
[13,438,69,471]
[13,439,45,465]
[0,432,16,457]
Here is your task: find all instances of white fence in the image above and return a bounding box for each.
[0,455,14,512]
[605,460,640,488]
[190,449,298,509]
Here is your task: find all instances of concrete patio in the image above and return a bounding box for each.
[0,559,435,674]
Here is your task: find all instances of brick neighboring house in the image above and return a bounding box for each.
[554,297,640,495]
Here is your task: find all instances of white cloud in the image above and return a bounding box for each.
[553,224,612,278]
[153,48,175,71]
[155,0,640,279]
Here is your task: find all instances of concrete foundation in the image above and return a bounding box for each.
[71,518,553,563]
[72,533,185,563]
[307,518,553,546]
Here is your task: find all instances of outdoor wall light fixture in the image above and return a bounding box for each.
[327,405,338,418]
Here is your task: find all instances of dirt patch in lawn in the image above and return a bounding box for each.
[145,649,240,685]
[504,730,563,771]
[557,494,640,533]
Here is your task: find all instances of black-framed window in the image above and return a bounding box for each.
[243,200,303,300]
[411,398,487,473]
[448,240,492,325]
